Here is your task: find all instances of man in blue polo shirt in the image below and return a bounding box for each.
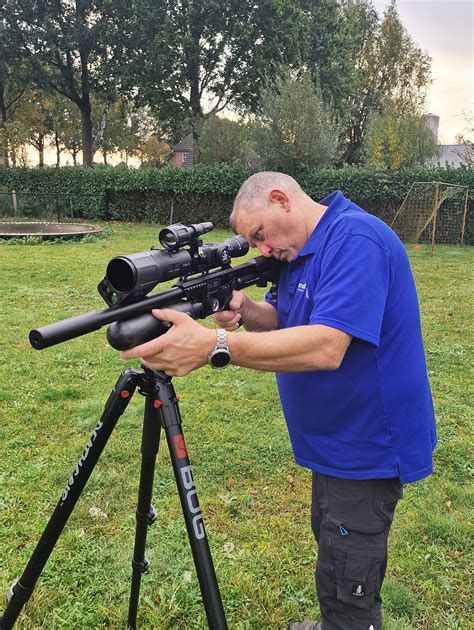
[122,172,436,630]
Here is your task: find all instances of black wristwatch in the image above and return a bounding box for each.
[208,328,232,369]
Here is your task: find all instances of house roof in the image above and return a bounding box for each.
[428,144,472,167]
[172,133,194,152]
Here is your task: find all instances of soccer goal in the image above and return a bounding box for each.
[390,181,469,248]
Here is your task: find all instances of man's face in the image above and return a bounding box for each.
[235,203,302,262]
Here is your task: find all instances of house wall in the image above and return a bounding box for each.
[169,152,183,168]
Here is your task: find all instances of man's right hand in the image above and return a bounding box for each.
[213,290,247,330]
[213,290,279,332]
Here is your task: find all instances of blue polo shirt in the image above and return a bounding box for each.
[266,191,436,483]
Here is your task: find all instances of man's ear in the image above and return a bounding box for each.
[269,189,290,210]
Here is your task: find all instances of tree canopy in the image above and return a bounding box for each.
[252,68,339,172]
[0,0,436,170]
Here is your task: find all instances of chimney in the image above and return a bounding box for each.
[422,113,440,143]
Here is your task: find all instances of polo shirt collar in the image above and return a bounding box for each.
[294,190,351,259]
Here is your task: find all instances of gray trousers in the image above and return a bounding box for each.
[311,472,403,630]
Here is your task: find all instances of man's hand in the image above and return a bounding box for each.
[214,290,278,333]
[212,290,246,330]
[120,309,215,376]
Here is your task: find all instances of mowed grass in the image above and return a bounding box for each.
[0,224,472,629]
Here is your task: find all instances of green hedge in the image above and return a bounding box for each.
[0,163,472,241]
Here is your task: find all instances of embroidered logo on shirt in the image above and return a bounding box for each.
[297,282,310,299]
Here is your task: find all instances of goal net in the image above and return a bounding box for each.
[390,182,469,247]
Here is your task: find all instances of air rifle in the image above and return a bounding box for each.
[29,222,280,352]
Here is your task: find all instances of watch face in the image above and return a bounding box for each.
[210,349,231,369]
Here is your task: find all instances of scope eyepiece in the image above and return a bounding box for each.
[222,236,249,257]
[159,222,213,250]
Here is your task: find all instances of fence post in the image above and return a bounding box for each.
[12,189,17,216]
[431,182,439,251]
[460,188,468,247]
[55,194,60,222]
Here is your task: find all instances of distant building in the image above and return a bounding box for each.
[421,113,440,141]
[423,113,472,167]
[427,144,472,167]
[169,133,194,168]
[169,132,263,169]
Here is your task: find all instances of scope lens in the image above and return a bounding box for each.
[159,229,178,248]
[106,257,136,292]
[159,222,214,250]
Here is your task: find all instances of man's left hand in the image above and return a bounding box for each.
[120,309,215,376]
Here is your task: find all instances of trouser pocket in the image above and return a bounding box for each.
[327,512,387,610]
[331,543,386,612]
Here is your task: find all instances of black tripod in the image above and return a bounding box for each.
[1,367,227,629]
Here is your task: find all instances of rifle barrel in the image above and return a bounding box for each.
[29,287,185,350]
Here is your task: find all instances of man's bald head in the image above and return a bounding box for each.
[230,172,302,232]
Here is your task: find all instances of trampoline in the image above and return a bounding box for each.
[0,222,103,240]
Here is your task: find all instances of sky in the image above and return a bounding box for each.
[373,0,473,143]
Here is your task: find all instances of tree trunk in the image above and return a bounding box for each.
[103,148,108,165]
[80,98,93,167]
[55,130,61,167]
[0,80,9,167]
[188,32,202,166]
[92,102,109,157]
[38,133,44,167]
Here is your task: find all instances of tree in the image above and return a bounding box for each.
[61,101,83,166]
[362,106,440,169]
[1,85,50,166]
[126,0,304,163]
[137,134,171,167]
[25,90,55,167]
[252,68,338,172]
[0,17,30,166]
[198,116,250,165]
[0,71,28,166]
[341,0,432,163]
[454,114,474,167]
[301,0,359,129]
[2,0,130,166]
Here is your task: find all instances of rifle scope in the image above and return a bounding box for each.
[98,222,249,307]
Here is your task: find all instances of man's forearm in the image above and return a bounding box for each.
[227,324,352,372]
[240,297,278,332]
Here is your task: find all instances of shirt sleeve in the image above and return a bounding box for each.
[310,234,391,346]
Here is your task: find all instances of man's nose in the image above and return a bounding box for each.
[258,243,273,257]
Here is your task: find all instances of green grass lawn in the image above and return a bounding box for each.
[0,224,472,629]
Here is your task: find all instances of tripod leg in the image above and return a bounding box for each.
[127,395,161,629]
[1,369,140,630]
[154,374,228,630]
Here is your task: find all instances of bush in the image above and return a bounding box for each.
[0,163,472,240]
